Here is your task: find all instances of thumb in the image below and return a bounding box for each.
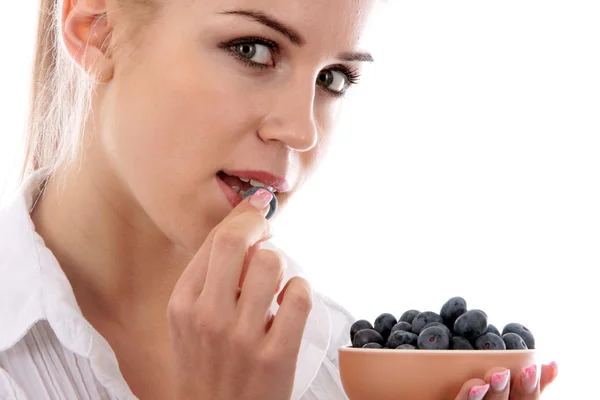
[241,186,277,220]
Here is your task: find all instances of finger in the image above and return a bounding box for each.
[509,365,539,399]
[202,211,272,310]
[266,277,313,357]
[539,362,558,394]
[454,378,490,400]
[236,249,286,338]
[174,189,273,302]
[238,241,263,289]
[481,367,510,400]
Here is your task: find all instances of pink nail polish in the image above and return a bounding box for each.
[249,189,273,210]
[521,365,538,393]
[491,369,510,392]
[468,384,489,400]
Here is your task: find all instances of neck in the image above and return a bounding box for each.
[30,148,198,333]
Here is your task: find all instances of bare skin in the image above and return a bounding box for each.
[32,0,375,398]
[29,0,557,398]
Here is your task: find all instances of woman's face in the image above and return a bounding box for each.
[96,0,375,250]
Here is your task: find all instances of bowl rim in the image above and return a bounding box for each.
[339,346,535,355]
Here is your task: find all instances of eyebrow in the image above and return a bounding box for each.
[218,9,374,63]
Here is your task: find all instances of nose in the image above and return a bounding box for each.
[257,75,319,152]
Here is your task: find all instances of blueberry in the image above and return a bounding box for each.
[399,310,420,324]
[390,321,412,334]
[474,333,506,350]
[412,312,443,335]
[352,329,384,348]
[417,326,450,350]
[502,332,528,350]
[362,342,383,349]
[374,313,397,341]
[440,297,467,330]
[385,330,418,348]
[242,186,278,220]
[502,323,535,349]
[450,336,474,350]
[395,344,416,350]
[486,324,501,336]
[423,322,451,340]
[453,310,488,341]
[350,320,373,341]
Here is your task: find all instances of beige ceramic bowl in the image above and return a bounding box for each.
[339,347,535,400]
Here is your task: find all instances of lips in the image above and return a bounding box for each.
[216,169,288,210]
[220,169,291,193]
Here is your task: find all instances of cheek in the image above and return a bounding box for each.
[98,39,254,244]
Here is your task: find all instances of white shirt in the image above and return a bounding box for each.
[0,170,354,400]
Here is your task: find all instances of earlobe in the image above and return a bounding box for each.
[61,0,114,81]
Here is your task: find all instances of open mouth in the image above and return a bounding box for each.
[217,171,278,198]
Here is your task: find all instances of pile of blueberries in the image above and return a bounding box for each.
[350,297,535,351]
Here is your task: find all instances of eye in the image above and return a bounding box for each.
[234,42,273,66]
[316,70,347,93]
[316,66,361,97]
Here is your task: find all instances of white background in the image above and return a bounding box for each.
[2,1,599,399]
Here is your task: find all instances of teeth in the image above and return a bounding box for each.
[231,186,240,192]
[239,189,247,197]
[239,178,250,183]
[249,179,276,192]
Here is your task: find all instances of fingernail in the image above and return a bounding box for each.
[249,188,273,210]
[491,369,510,392]
[521,365,538,393]
[468,384,489,400]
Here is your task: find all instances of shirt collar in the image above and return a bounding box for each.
[0,170,331,400]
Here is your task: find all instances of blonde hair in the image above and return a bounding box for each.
[22,0,96,182]
[22,0,155,183]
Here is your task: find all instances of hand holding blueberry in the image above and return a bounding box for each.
[167,189,311,400]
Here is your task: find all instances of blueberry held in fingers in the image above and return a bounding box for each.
[454,310,488,341]
[243,186,278,219]
[502,332,528,349]
[474,332,506,350]
[350,319,373,342]
[374,313,397,341]
[417,326,450,350]
[502,323,535,349]
[353,329,384,348]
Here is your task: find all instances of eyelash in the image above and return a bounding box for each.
[218,37,361,97]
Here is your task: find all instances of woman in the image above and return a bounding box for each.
[0,0,558,399]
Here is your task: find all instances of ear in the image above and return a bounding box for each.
[62,0,114,81]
